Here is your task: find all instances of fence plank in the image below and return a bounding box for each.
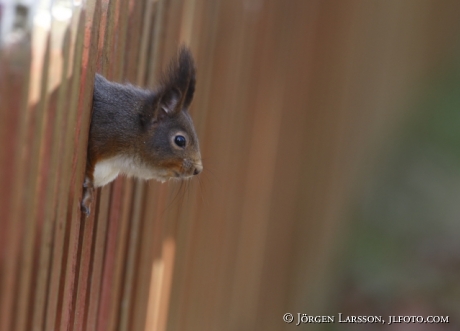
[0,38,33,331]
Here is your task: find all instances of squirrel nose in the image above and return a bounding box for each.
[193,162,203,175]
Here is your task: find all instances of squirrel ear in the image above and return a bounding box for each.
[160,46,196,114]
[139,94,166,128]
[159,87,182,115]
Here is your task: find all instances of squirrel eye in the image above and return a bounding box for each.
[174,135,186,148]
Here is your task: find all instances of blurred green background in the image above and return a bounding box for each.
[329,53,460,330]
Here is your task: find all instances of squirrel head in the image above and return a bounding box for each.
[138,47,202,181]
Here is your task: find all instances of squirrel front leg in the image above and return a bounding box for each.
[81,160,95,216]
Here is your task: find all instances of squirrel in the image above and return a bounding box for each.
[81,47,202,216]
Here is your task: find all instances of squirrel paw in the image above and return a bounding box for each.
[81,202,91,216]
[81,176,94,217]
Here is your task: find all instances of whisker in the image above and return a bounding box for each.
[161,179,184,214]
[179,179,187,208]
[187,178,191,202]
[197,176,205,206]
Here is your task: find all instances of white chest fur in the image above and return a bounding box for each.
[93,155,169,187]
[93,157,122,187]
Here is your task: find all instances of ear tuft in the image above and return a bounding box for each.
[159,46,196,114]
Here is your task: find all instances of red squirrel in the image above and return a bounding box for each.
[81,47,202,215]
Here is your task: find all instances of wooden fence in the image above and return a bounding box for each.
[1,0,460,331]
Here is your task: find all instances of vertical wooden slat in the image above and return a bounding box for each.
[44,4,88,330]
[0,35,32,331]
[107,175,133,331]
[146,0,167,88]
[94,1,121,326]
[14,13,52,331]
[85,185,111,331]
[118,181,144,331]
[31,4,75,329]
[53,1,93,327]
[132,184,164,331]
